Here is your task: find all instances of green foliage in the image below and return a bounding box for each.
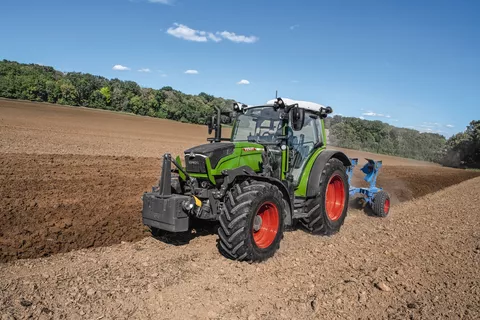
[99,86,111,104]
[327,116,447,162]
[442,120,480,168]
[89,90,107,109]
[0,60,232,125]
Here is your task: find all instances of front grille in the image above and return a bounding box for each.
[185,155,207,173]
[209,146,234,169]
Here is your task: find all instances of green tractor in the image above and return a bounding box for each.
[142,97,389,261]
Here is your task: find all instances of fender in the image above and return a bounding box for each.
[306,150,351,198]
[220,166,294,226]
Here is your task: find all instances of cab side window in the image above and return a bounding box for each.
[290,112,320,184]
[289,113,319,156]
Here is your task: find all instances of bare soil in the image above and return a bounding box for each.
[1,153,477,263]
[1,177,479,319]
[1,99,480,319]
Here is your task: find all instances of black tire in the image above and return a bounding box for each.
[218,180,285,262]
[371,190,390,217]
[301,158,349,235]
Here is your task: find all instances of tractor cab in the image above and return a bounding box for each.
[228,98,331,184]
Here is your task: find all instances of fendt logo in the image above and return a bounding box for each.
[242,147,263,152]
[188,161,200,165]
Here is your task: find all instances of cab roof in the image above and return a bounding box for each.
[265,98,327,112]
[237,98,328,113]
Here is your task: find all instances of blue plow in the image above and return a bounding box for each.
[346,158,384,206]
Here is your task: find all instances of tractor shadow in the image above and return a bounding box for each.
[150,219,218,246]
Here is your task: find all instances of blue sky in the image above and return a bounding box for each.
[1,0,479,136]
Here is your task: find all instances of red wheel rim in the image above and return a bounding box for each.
[252,202,279,249]
[325,174,346,221]
[384,198,390,214]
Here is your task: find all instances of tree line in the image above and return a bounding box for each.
[441,120,480,168]
[324,116,446,162]
[325,116,479,168]
[0,60,234,124]
[0,59,478,168]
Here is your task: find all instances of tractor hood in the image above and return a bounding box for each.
[183,142,265,174]
[184,143,235,170]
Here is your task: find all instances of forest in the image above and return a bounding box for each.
[0,60,234,125]
[1,60,478,168]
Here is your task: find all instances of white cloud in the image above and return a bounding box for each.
[359,116,365,120]
[408,123,445,134]
[290,24,300,30]
[184,69,199,74]
[218,31,258,43]
[138,68,151,73]
[166,23,259,44]
[112,65,130,71]
[446,124,454,128]
[362,111,391,118]
[167,23,208,42]
[421,128,444,134]
[237,79,250,85]
[208,33,222,42]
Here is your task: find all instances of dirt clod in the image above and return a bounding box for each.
[375,282,392,292]
[19,299,32,307]
[358,291,368,304]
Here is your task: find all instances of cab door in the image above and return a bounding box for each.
[288,112,322,185]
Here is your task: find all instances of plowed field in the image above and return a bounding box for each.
[1,99,479,319]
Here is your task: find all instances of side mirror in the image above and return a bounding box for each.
[320,106,333,119]
[291,106,305,131]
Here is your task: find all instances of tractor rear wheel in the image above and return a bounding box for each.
[218,180,285,262]
[371,190,390,217]
[301,158,349,235]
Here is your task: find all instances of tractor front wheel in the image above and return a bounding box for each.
[301,158,349,235]
[218,180,285,262]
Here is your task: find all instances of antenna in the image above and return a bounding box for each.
[275,90,278,99]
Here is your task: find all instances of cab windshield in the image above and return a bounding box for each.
[232,107,283,142]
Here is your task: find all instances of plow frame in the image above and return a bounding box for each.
[347,158,384,206]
